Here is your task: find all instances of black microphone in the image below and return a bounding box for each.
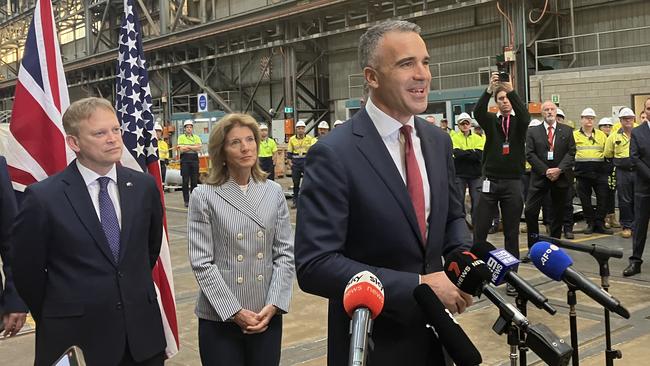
[471,241,556,315]
[444,250,530,331]
[532,234,623,259]
[413,284,482,366]
[530,242,630,319]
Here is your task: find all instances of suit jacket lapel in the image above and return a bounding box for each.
[353,109,424,245]
[62,163,116,266]
[116,167,135,263]
[216,179,266,228]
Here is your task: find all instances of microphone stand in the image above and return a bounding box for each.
[567,284,579,366]
[514,295,530,366]
[594,256,622,366]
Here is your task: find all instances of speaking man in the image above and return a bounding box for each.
[12,97,166,366]
[295,20,472,365]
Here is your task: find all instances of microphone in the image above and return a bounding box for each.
[413,284,482,366]
[471,241,556,315]
[343,271,385,366]
[532,234,623,260]
[444,250,529,331]
[530,242,630,319]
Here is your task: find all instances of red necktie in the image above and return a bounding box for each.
[400,125,427,242]
[547,126,554,149]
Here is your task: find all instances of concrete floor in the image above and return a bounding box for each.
[1,176,649,365]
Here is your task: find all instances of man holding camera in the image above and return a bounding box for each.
[473,72,530,295]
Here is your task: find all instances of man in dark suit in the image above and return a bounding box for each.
[295,20,472,365]
[0,156,28,337]
[626,99,650,276]
[525,101,576,251]
[12,97,166,366]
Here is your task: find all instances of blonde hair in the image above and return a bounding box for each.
[205,113,268,186]
[62,97,116,136]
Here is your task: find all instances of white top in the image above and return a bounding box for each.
[76,160,122,228]
[543,121,557,148]
[366,97,431,225]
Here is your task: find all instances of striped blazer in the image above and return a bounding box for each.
[188,178,294,322]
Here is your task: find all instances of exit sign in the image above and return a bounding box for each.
[551,94,560,104]
[284,106,294,113]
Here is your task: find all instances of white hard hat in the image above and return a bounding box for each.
[529,119,543,127]
[456,112,472,123]
[259,123,268,130]
[581,108,596,117]
[155,117,162,123]
[556,108,565,118]
[317,121,330,129]
[183,119,194,126]
[333,120,343,126]
[295,120,306,127]
[598,117,613,126]
[618,107,635,118]
[154,122,163,131]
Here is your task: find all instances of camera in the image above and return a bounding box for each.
[498,71,510,82]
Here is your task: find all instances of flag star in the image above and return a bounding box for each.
[134,126,144,140]
[132,143,145,157]
[117,86,127,99]
[132,106,143,121]
[125,37,137,51]
[119,103,129,116]
[122,121,132,133]
[146,144,158,157]
[126,19,136,35]
[126,54,139,69]
[117,51,124,63]
[117,67,126,81]
[128,91,139,105]
[142,84,151,97]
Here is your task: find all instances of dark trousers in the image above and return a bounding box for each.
[198,316,282,366]
[542,183,574,230]
[119,345,164,366]
[632,193,650,263]
[616,169,636,229]
[474,178,523,259]
[456,177,481,226]
[291,158,306,203]
[181,159,199,204]
[259,157,275,180]
[160,160,168,184]
[576,175,609,227]
[525,180,569,248]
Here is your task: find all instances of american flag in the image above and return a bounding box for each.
[6,0,73,190]
[115,0,179,357]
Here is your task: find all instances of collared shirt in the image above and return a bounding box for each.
[288,134,317,157]
[259,138,278,158]
[604,128,632,159]
[543,121,557,147]
[366,97,431,223]
[76,160,122,227]
[574,128,606,162]
[496,109,516,118]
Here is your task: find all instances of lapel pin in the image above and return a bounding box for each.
[126,182,133,187]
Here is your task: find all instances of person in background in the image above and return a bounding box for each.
[258,123,278,180]
[188,113,294,366]
[154,122,169,185]
[317,121,330,137]
[556,108,566,124]
[425,115,436,125]
[287,120,317,208]
[178,119,202,207]
[440,118,453,135]
[0,155,28,338]
[332,120,344,129]
[451,112,484,228]
[604,107,637,239]
[573,108,613,235]
[598,117,620,229]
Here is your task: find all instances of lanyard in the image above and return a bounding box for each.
[500,114,510,142]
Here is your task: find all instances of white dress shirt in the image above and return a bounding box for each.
[365,97,431,224]
[76,160,122,228]
[543,121,557,147]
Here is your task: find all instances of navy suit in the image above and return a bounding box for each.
[295,109,470,365]
[630,124,650,263]
[12,162,166,366]
[0,156,27,320]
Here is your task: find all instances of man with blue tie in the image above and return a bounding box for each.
[295,20,472,365]
[12,97,166,366]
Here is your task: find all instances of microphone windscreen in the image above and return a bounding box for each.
[343,271,385,319]
[413,284,482,366]
[530,242,573,281]
[444,250,491,296]
[485,248,520,286]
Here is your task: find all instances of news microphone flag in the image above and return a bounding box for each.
[6,0,73,191]
[115,0,178,356]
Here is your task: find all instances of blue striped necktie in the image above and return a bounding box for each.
[98,177,120,262]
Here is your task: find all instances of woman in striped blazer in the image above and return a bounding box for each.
[188,113,294,366]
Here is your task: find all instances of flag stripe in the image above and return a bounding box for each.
[22,22,44,90]
[40,0,61,112]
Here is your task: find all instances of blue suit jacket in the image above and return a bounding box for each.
[12,161,165,366]
[0,156,27,317]
[295,109,470,365]
[631,124,650,195]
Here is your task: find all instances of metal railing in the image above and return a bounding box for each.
[535,25,650,73]
[348,55,496,99]
[0,110,11,124]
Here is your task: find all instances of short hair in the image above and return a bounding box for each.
[493,87,509,102]
[205,113,267,186]
[62,97,116,136]
[358,20,421,69]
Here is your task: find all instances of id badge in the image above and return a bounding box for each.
[482,179,491,193]
[547,151,554,161]
[502,142,510,155]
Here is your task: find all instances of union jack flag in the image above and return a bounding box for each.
[6,0,73,190]
[115,0,179,357]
